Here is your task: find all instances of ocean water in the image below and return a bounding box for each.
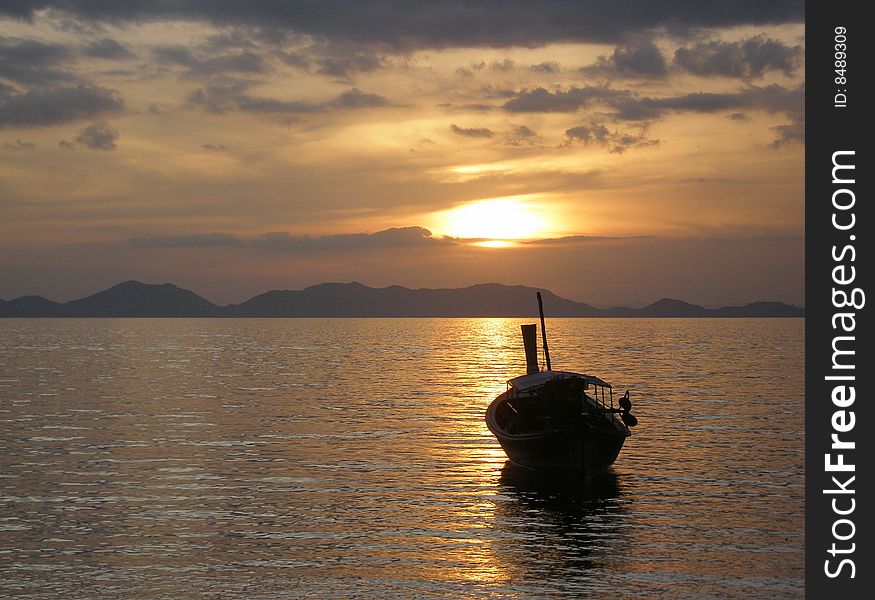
[0,318,804,598]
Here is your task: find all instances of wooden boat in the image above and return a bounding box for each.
[485,293,637,472]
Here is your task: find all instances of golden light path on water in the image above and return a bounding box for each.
[0,317,803,598]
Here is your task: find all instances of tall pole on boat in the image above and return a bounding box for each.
[536,292,552,371]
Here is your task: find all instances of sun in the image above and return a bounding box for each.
[434,196,551,242]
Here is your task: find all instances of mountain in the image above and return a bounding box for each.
[0,295,62,317]
[53,281,224,317]
[1,281,804,318]
[231,282,599,317]
[637,298,710,317]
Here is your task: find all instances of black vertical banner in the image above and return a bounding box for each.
[806,2,872,597]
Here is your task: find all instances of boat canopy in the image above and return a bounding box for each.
[508,370,611,391]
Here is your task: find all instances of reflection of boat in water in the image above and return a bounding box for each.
[498,461,621,501]
[490,462,626,580]
[486,293,637,472]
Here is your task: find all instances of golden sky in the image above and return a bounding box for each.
[0,3,804,306]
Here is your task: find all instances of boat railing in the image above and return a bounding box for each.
[588,383,623,425]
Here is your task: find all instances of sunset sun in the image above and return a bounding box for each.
[434,197,552,244]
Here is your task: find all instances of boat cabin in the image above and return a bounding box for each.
[496,370,622,434]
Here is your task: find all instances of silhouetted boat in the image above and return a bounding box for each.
[486,293,637,472]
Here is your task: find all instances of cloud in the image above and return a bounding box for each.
[316,54,386,79]
[581,39,668,78]
[500,83,799,128]
[674,36,802,78]
[521,234,644,246]
[277,38,390,81]
[529,61,560,74]
[3,2,804,48]
[770,116,804,148]
[565,123,611,144]
[0,36,75,85]
[84,37,135,60]
[200,143,226,151]
[330,87,387,109]
[609,84,803,122]
[128,227,453,251]
[153,45,267,76]
[489,59,516,72]
[607,85,804,147]
[2,138,35,150]
[58,139,75,150]
[75,122,119,150]
[503,124,539,145]
[189,82,387,114]
[437,102,493,112]
[450,123,494,138]
[0,83,125,127]
[503,85,631,113]
[564,122,659,154]
[509,124,537,138]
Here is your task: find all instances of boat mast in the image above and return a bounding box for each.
[520,324,540,375]
[536,292,552,371]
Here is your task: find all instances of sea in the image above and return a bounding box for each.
[0,318,804,598]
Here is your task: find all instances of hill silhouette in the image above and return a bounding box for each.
[1,281,804,318]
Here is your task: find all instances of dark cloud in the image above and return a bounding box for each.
[75,121,119,150]
[727,112,750,121]
[2,138,35,150]
[2,2,804,48]
[503,85,631,113]
[503,124,539,146]
[58,139,75,150]
[84,37,134,60]
[331,87,387,109]
[450,123,494,138]
[189,82,386,115]
[276,38,390,81]
[582,40,668,78]
[502,82,802,123]
[128,227,453,251]
[316,54,386,80]
[564,122,659,154]
[769,116,804,148]
[530,61,560,74]
[510,125,536,138]
[462,60,516,74]
[605,84,804,147]
[610,84,803,121]
[0,84,124,127]
[0,36,75,85]
[489,59,516,72]
[521,234,642,246]
[437,102,494,113]
[674,36,802,78]
[153,45,267,76]
[565,123,611,144]
[195,87,318,113]
[200,143,226,151]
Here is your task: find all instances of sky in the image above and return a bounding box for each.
[0,1,804,307]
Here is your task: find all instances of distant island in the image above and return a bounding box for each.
[0,280,804,318]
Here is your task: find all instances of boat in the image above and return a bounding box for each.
[485,292,637,472]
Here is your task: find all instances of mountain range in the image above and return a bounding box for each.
[0,280,804,318]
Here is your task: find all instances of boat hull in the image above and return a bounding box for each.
[486,391,628,472]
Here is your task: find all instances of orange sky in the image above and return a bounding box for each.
[0,3,804,306]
